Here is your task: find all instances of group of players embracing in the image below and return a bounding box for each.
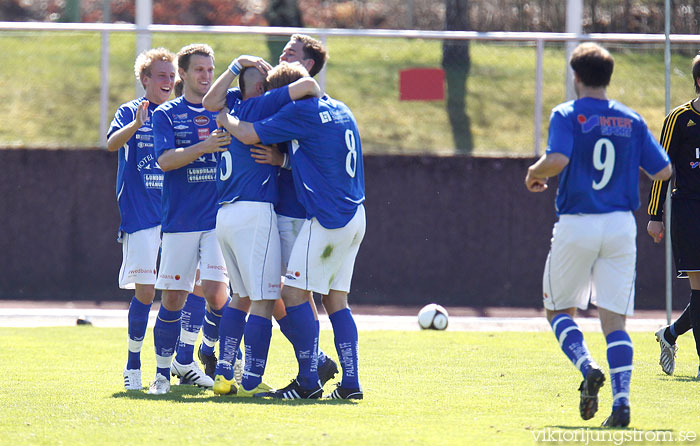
[108,34,365,400]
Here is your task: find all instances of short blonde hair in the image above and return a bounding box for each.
[134,47,175,87]
[265,62,310,91]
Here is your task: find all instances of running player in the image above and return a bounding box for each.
[217,63,366,400]
[525,43,671,427]
[147,44,231,395]
[648,53,700,379]
[107,48,175,391]
[211,62,323,397]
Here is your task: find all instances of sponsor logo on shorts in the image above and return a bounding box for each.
[194,115,210,126]
[691,162,700,169]
[268,282,281,289]
[128,268,156,275]
[206,264,226,271]
[159,274,181,280]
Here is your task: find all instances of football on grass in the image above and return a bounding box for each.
[417,304,449,330]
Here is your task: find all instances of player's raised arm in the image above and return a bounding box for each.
[203,55,272,112]
[217,110,260,145]
[106,100,149,152]
[287,77,322,99]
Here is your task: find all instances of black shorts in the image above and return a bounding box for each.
[671,197,700,277]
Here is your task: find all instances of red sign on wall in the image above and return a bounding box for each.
[399,68,445,101]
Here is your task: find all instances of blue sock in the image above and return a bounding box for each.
[606,330,633,410]
[316,320,328,366]
[215,307,246,381]
[126,297,151,370]
[329,308,360,389]
[550,314,597,378]
[175,294,205,365]
[241,315,272,391]
[153,306,181,378]
[286,302,320,389]
[277,314,296,346]
[201,297,228,356]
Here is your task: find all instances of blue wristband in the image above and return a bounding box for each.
[228,59,242,76]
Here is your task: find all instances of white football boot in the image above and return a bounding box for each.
[123,368,142,391]
[171,358,214,388]
[147,373,171,395]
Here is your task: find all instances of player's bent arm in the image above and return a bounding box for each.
[528,153,570,178]
[203,70,237,112]
[157,129,231,171]
[106,121,140,152]
[644,164,673,182]
[287,77,322,100]
[217,112,260,145]
[524,153,569,193]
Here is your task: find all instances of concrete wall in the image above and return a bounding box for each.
[0,149,681,309]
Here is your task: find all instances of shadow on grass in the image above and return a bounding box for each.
[111,386,357,406]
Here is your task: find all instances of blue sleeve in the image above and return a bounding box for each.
[639,126,670,175]
[254,102,306,145]
[153,108,174,160]
[545,109,574,158]
[245,87,293,117]
[107,104,135,138]
[226,88,243,110]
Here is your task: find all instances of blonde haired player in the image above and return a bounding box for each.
[107,47,175,390]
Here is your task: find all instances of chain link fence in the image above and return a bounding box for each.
[0,25,698,155]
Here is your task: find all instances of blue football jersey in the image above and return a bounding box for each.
[108,97,163,234]
[226,88,243,110]
[275,144,306,219]
[152,97,221,232]
[547,97,669,215]
[254,95,366,229]
[217,87,292,205]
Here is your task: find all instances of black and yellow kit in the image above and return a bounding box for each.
[648,100,700,274]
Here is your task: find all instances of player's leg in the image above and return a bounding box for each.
[149,232,201,394]
[594,211,636,427]
[314,205,366,400]
[543,214,605,419]
[175,275,206,371]
[277,215,336,383]
[119,226,160,390]
[656,199,699,374]
[238,299,276,397]
[215,201,279,397]
[687,273,700,378]
[323,290,362,400]
[599,308,632,428]
[274,284,323,399]
[213,293,250,395]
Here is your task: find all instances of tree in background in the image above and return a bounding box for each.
[442,0,472,154]
[265,0,304,63]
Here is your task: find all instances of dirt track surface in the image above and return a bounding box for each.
[0,300,677,332]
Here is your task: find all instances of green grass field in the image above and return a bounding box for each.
[1,327,698,445]
[0,31,696,154]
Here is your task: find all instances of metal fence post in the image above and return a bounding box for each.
[534,39,544,157]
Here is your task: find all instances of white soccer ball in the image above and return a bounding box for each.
[417,304,449,330]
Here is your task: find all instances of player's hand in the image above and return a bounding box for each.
[135,100,150,126]
[236,55,273,76]
[216,108,231,129]
[251,144,284,166]
[525,171,548,192]
[202,128,231,153]
[647,220,665,243]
